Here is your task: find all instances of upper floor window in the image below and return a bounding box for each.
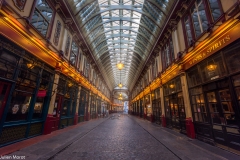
[65,35,71,56]
[70,41,79,66]
[53,20,61,46]
[84,60,90,78]
[183,0,223,46]
[152,60,157,80]
[162,38,174,70]
[31,0,53,37]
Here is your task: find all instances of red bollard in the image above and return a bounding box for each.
[150,114,154,122]
[186,117,195,139]
[74,113,78,125]
[161,115,166,127]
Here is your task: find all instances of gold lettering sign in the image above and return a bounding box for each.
[189,35,230,66]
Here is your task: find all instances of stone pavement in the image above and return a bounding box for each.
[5,114,240,160]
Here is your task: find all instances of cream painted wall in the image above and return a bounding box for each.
[220,0,237,12]
[7,0,34,17]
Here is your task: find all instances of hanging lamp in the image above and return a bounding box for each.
[118,67,123,88]
[117,20,124,70]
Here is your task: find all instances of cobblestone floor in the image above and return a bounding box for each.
[7,114,240,160]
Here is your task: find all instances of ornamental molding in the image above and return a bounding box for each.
[12,0,26,11]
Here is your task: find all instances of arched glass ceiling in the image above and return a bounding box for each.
[67,0,175,90]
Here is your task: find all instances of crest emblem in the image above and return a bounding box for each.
[12,0,26,11]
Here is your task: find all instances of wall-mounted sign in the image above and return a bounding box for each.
[12,0,26,11]
[184,22,240,70]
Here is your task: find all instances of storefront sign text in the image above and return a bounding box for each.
[188,35,230,66]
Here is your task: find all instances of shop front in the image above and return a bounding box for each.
[163,77,186,133]
[0,36,54,146]
[57,75,77,128]
[152,88,161,124]
[96,97,101,117]
[144,94,151,121]
[90,94,96,119]
[186,39,240,154]
[139,98,144,118]
[78,87,88,122]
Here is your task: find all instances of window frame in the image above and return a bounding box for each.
[161,37,175,70]
[182,0,224,48]
[69,41,79,67]
[30,0,54,38]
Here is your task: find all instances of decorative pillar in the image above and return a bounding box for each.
[160,86,165,115]
[160,86,166,127]
[43,72,60,135]
[86,91,91,121]
[74,85,81,125]
[180,72,192,118]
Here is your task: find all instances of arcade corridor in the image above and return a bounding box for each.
[2,114,239,160]
[0,0,240,158]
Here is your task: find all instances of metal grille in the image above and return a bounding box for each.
[68,118,73,126]
[28,123,43,137]
[0,125,27,145]
[60,119,68,128]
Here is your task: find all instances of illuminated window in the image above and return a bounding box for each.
[31,0,53,36]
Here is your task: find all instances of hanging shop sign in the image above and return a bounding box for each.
[37,90,47,97]
[184,22,240,70]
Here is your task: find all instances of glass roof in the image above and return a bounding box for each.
[67,0,174,90]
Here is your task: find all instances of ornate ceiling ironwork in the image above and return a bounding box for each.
[67,0,175,91]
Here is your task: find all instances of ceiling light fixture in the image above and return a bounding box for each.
[117,20,124,70]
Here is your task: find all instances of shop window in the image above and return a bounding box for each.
[224,40,240,74]
[70,41,79,66]
[65,35,71,56]
[199,54,226,83]
[79,90,86,116]
[33,97,44,119]
[16,61,40,92]
[190,87,209,123]
[6,91,32,122]
[53,20,61,46]
[164,77,181,95]
[62,84,76,117]
[231,74,240,126]
[33,70,53,119]
[0,50,19,79]
[162,38,174,70]
[30,0,53,37]
[187,66,202,87]
[183,0,223,47]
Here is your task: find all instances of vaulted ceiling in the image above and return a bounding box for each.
[67,0,175,93]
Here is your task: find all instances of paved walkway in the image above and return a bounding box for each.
[2,114,240,160]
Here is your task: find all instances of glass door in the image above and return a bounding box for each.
[156,99,161,125]
[170,94,180,131]
[206,89,240,154]
[0,81,11,119]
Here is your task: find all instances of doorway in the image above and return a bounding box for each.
[0,81,11,119]
[203,79,240,154]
